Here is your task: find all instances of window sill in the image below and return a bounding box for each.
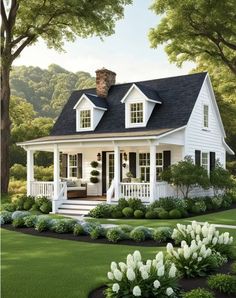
[202,128,210,132]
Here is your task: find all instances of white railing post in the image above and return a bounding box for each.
[114,144,120,201]
[150,142,157,203]
[27,149,34,196]
[53,144,60,213]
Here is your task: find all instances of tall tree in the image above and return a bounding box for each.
[1,0,132,193]
[149,0,236,75]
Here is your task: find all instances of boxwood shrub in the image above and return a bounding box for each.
[207,274,236,295]
[24,215,38,227]
[12,217,25,228]
[145,210,159,219]
[152,227,173,243]
[122,207,134,218]
[134,209,144,219]
[130,227,146,242]
[73,223,84,236]
[106,227,125,243]
[0,211,13,224]
[169,209,182,219]
[182,288,214,298]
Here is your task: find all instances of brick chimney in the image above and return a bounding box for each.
[96,68,116,98]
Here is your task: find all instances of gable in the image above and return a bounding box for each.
[51,72,207,136]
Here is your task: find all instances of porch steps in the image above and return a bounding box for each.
[57,199,104,216]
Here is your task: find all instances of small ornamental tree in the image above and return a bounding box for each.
[210,161,235,196]
[161,156,210,198]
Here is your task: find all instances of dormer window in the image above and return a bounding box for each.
[80,110,91,129]
[203,104,209,128]
[130,103,143,124]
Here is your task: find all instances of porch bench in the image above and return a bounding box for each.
[62,179,87,198]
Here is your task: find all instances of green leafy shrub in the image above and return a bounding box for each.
[35,216,51,232]
[134,209,144,218]
[88,204,112,218]
[8,180,26,194]
[119,224,133,233]
[24,215,38,227]
[231,262,236,274]
[90,161,98,168]
[81,222,101,235]
[0,211,13,224]
[10,163,27,180]
[158,210,169,219]
[152,227,173,243]
[192,200,207,213]
[122,207,134,218]
[169,208,182,219]
[89,226,105,240]
[127,198,144,211]
[111,210,123,218]
[51,219,77,233]
[40,201,52,214]
[12,210,30,220]
[1,203,16,212]
[191,205,201,214]
[90,170,99,176]
[90,177,99,183]
[221,194,233,208]
[211,196,223,209]
[73,223,84,236]
[34,165,53,181]
[106,228,125,243]
[130,228,145,242]
[149,201,160,209]
[117,198,129,210]
[12,217,25,228]
[207,274,236,295]
[145,210,159,219]
[14,195,27,210]
[159,197,177,211]
[182,288,214,298]
[23,196,35,210]
[30,204,39,211]
[35,196,49,207]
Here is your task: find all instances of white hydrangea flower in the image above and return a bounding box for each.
[126,268,135,281]
[196,225,201,234]
[166,243,173,253]
[166,287,174,296]
[133,250,141,263]
[141,270,149,280]
[156,260,163,269]
[192,252,198,259]
[107,271,114,280]
[169,263,177,278]
[133,286,141,297]
[111,261,117,271]
[113,269,122,281]
[198,257,202,262]
[156,251,163,262]
[157,265,165,277]
[229,236,233,244]
[112,283,120,293]
[153,280,160,288]
[212,236,218,245]
[118,262,127,272]
[152,259,157,267]
[183,245,191,259]
[190,230,195,239]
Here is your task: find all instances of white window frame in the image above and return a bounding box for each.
[130,102,144,125]
[125,99,146,128]
[68,154,78,178]
[156,152,163,180]
[138,153,150,182]
[79,109,92,130]
[201,152,209,173]
[203,104,209,129]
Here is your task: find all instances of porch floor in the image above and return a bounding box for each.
[67,196,106,201]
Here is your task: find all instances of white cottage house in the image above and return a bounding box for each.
[18,68,234,215]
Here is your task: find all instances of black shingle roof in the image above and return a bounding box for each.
[51,72,207,136]
[85,93,108,109]
[135,83,162,103]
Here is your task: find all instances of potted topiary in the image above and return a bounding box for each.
[126,171,133,182]
[90,177,99,184]
[90,161,98,168]
[90,170,99,176]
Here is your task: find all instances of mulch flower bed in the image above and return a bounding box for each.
[88,261,235,298]
[1,224,173,247]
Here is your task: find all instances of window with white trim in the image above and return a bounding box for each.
[201,152,209,172]
[68,154,77,177]
[203,104,209,128]
[130,103,143,124]
[80,110,91,128]
[156,152,163,180]
[139,153,150,182]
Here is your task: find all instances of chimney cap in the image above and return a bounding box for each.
[95,67,116,76]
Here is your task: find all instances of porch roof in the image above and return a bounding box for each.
[17,127,176,146]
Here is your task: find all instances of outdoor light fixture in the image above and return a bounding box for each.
[122,163,127,168]
[124,152,127,161]
[97,153,101,161]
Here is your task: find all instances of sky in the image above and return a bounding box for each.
[13,0,195,83]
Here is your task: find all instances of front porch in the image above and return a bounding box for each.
[21,133,185,214]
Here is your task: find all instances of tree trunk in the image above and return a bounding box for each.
[1,65,11,194]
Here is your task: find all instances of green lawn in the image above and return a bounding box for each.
[87,208,236,227]
[1,229,158,298]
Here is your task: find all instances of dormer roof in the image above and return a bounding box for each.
[73,93,108,110]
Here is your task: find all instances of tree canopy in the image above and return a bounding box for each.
[149,0,236,75]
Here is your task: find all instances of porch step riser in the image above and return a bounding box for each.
[60,204,96,210]
[57,209,89,215]
[65,200,105,205]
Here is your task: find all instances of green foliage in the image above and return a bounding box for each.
[23,196,35,211]
[34,166,53,181]
[10,164,27,180]
[1,203,16,212]
[88,204,112,218]
[39,201,52,214]
[35,217,51,232]
[210,162,235,195]
[8,180,26,194]
[169,209,182,219]
[182,288,214,298]
[152,227,173,243]
[90,177,99,184]
[122,207,134,218]
[145,210,159,219]
[149,0,236,75]
[161,156,210,198]
[231,262,236,274]
[0,211,13,224]
[127,198,144,211]
[73,223,84,236]
[106,228,125,243]
[134,209,145,219]
[221,194,233,209]
[111,210,123,219]
[90,170,99,176]
[23,215,38,228]
[89,226,105,240]
[159,197,177,211]
[158,210,169,219]
[207,274,236,295]
[90,161,98,168]
[130,228,146,242]
[51,219,76,233]
[12,217,25,228]
[11,211,30,220]
[117,198,129,210]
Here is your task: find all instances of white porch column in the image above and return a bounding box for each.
[114,144,120,200]
[53,144,60,209]
[26,149,34,196]
[149,142,157,203]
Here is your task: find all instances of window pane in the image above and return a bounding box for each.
[130,103,143,124]
[203,105,209,128]
[201,152,208,171]
[80,110,91,128]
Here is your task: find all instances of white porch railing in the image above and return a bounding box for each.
[120,182,150,201]
[156,181,176,198]
[30,181,67,200]
[107,180,115,203]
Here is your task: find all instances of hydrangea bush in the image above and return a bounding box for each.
[105,250,179,297]
[171,221,233,257]
[166,240,227,277]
